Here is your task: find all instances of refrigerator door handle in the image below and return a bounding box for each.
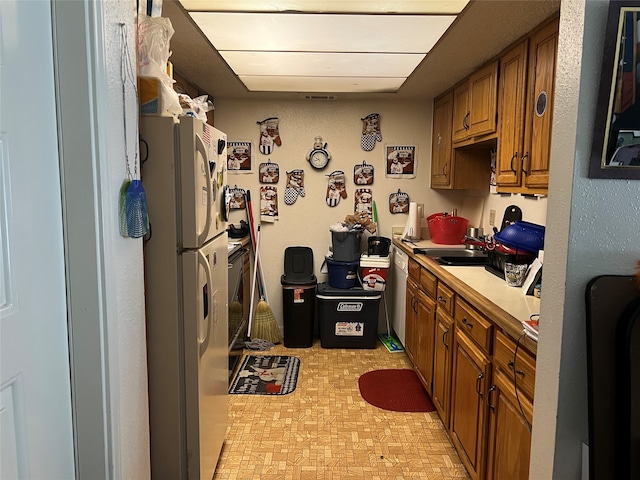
[196,133,213,246]
[197,249,213,357]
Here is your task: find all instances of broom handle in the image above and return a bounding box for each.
[245,191,268,302]
[247,225,261,338]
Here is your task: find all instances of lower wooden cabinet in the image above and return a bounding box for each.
[405,277,419,363]
[485,369,533,480]
[403,256,537,480]
[432,308,454,428]
[486,331,535,480]
[414,290,436,394]
[450,329,491,480]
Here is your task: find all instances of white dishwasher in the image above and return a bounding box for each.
[391,245,408,346]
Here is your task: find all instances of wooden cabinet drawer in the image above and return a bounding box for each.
[419,268,438,300]
[408,258,421,282]
[436,282,455,316]
[455,297,493,354]
[493,330,536,400]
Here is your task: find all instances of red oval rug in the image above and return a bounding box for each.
[358,369,435,412]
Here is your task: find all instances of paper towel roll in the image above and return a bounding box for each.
[402,202,421,240]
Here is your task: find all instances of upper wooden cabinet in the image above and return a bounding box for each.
[453,61,499,144]
[523,18,558,189]
[495,40,529,188]
[496,17,559,193]
[431,91,454,188]
[431,90,492,190]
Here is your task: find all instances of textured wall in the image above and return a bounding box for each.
[531,0,640,477]
[103,1,151,477]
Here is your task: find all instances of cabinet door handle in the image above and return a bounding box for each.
[507,360,525,377]
[437,296,446,305]
[411,297,418,313]
[443,328,449,348]
[521,153,529,176]
[462,317,474,328]
[510,152,518,173]
[476,372,484,398]
[488,385,497,410]
[442,163,448,177]
[463,112,470,130]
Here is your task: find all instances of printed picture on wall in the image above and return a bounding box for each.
[227,141,253,173]
[385,145,417,178]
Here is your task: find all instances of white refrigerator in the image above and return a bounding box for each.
[140,115,229,480]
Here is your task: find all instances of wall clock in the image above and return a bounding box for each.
[306,136,331,170]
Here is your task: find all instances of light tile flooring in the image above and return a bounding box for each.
[213,340,470,480]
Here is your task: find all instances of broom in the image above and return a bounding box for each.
[228,264,243,335]
[248,225,282,344]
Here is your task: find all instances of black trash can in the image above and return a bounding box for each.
[281,247,317,348]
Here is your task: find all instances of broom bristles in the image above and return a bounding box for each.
[251,299,282,344]
[229,300,243,333]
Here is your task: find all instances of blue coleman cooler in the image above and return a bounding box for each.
[316,283,381,348]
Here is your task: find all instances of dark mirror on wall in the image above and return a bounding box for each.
[589,1,640,179]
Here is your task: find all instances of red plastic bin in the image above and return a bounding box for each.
[427,214,469,244]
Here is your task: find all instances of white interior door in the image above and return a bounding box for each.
[0,1,75,478]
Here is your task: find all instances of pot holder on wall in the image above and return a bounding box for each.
[354,160,374,185]
[389,189,410,214]
[259,160,279,184]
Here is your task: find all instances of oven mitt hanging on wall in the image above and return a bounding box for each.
[257,117,281,155]
[326,170,346,207]
[284,169,305,205]
[360,113,381,151]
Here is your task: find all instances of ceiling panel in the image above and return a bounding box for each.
[189,12,456,53]
[238,75,405,93]
[220,51,425,77]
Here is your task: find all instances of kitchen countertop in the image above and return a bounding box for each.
[394,236,539,354]
[228,235,251,257]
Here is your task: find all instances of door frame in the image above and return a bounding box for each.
[52,2,116,478]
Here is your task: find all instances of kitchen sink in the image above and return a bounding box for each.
[413,247,489,266]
